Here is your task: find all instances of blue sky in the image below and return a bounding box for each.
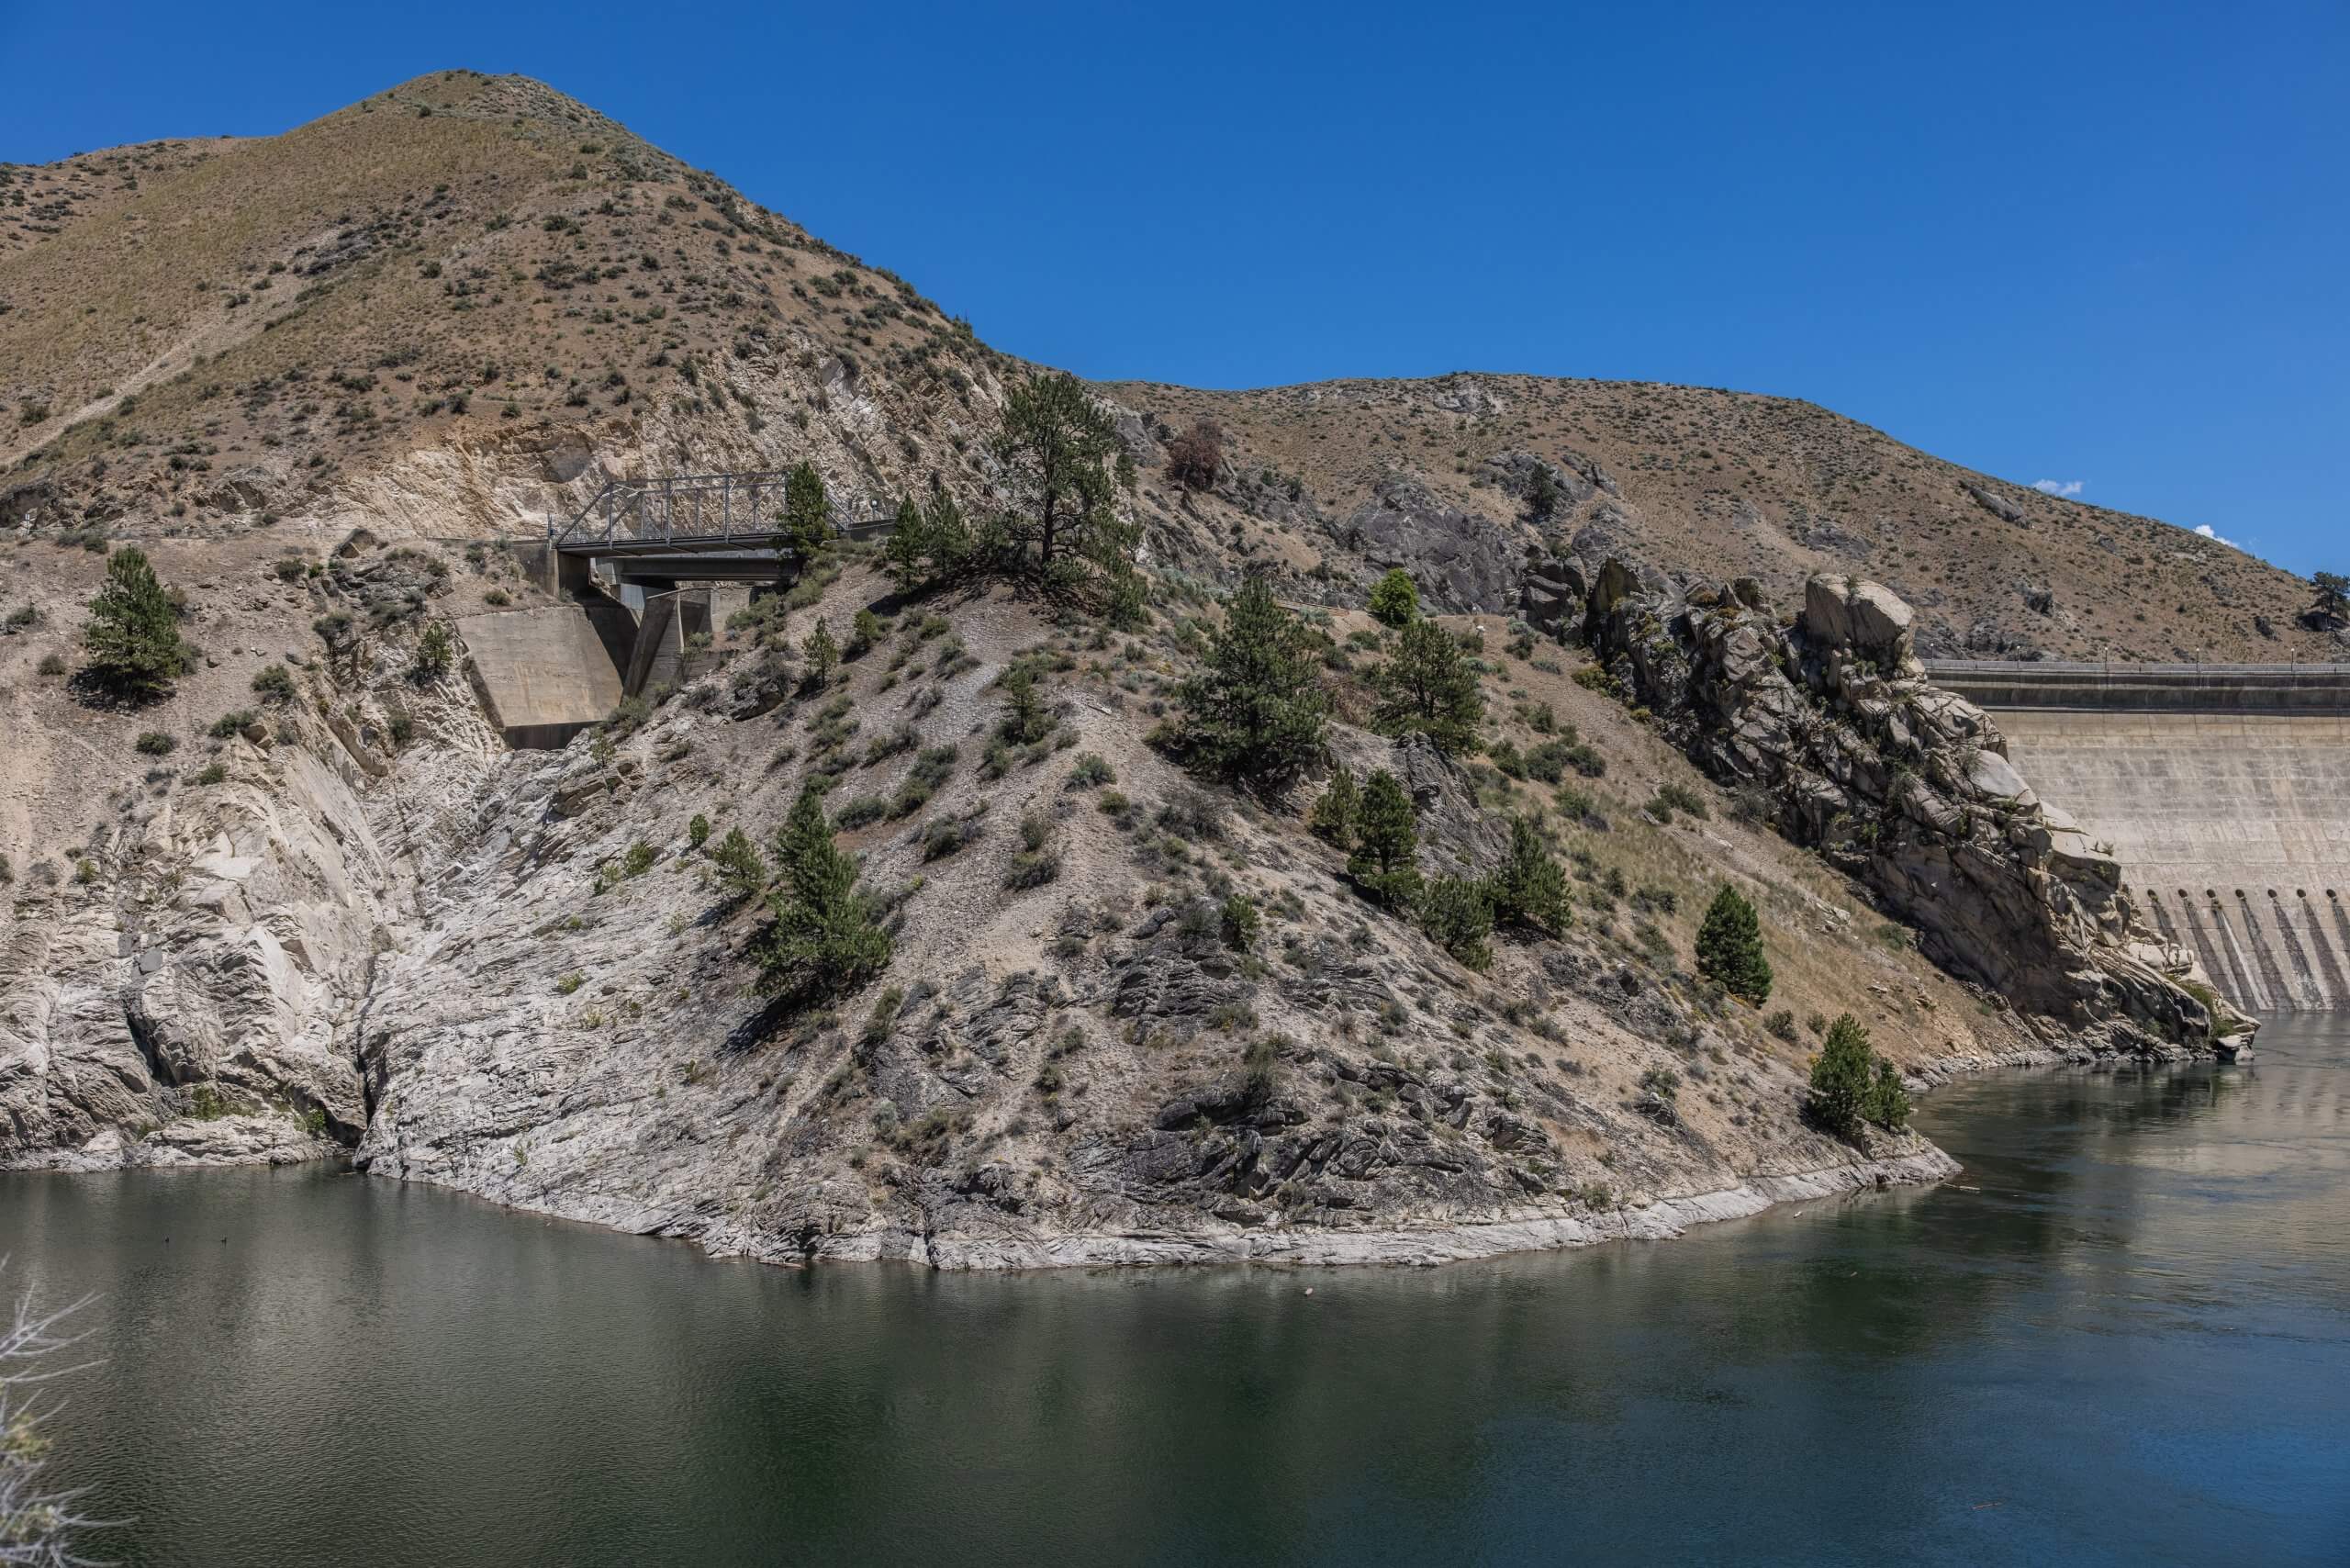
[4,1,2342,576]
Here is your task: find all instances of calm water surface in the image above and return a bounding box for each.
[4,1018,2345,1566]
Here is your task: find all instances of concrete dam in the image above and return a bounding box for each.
[1930,661,2350,1013]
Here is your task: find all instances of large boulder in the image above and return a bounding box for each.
[1517,555,1589,639]
[1801,575,1922,676]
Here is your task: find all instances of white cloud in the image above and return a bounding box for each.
[2192,522,2243,550]
[2032,478,2085,498]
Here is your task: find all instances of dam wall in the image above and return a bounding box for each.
[459,605,625,749]
[1929,662,2350,1013]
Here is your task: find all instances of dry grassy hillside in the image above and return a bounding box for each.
[2,69,2325,669]
[1110,375,2332,663]
[1,70,1004,540]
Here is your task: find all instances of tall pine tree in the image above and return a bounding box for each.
[756,784,890,1002]
[1175,575,1326,792]
[993,370,1133,598]
[1347,768,1422,907]
[1372,617,1484,756]
[1807,1014,1874,1137]
[1695,884,1773,1004]
[82,546,186,698]
[881,495,929,589]
[1308,764,1360,849]
[1490,816,1570,935]
[781,462,832,558]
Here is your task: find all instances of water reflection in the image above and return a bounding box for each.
[2,1019,2344,1566]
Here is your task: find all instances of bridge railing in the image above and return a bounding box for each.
[553,472,896,553]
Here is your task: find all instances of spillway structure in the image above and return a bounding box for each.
[1930,660,2350,1012]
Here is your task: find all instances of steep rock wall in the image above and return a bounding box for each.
[1579,559,2244,1050]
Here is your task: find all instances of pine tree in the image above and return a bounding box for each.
[1347,768,1422,907]
[2312,571,2349,624]
[411,621,453,680]
[1308,764,1360,849]
[801,620,838,690]
[1490,816,1570,934]
[1525,465,1562,522]
[848,609,882,657]
[1372,617,1484,755]
[998,666,1051,745]
[1368,568,1419,628]
[1175,574,1327,791]
[755,784,890,1001]
[1102,556,1149,632]
[882,495,929,589]
[1695,884,1773,1004]
[81,546,186,697]
[1807,1013,1875,1137]
[1419,875,1494,970]
[923,487,973,576]
[1864,1058,1913,1132]
[710,827,767,902]
[993,370,1129,594]
[782,461,832,557]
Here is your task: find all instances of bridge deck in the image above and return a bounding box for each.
[551,469,896,555]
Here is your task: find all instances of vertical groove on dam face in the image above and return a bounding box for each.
[2285,896,2345,1008]
[2256,893,2323,1009]
[2210,899,2276,1012]
[1955,692,2350,1013]
[2236,897,2308,1011]
[2177,897,2255,1010]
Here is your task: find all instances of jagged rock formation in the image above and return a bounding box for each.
[1580,558,2246,1049]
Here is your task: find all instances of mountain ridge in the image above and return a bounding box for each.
[4,69,2332,663]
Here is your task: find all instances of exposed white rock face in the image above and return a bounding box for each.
[1,722,405,1167]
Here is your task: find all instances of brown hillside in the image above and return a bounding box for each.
[1107,375,2331,663]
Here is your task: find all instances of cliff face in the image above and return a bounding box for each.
[1578,557,2249,1050]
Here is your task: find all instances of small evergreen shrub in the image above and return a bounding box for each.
[1695,884,1773,1004]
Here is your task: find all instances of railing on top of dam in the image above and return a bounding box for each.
[1924,659,2350,715]
[1927,659,2350,678]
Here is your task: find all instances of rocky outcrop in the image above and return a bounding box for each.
[1337,474,1528,613]
[1963,481,2025,524]
[1582,558,2247,1048]
[1518,554,1588,641]
[0,733,394,1168]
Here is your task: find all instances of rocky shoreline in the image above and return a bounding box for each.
[326,1143,1959,1272]
[9,1027,2253,1271]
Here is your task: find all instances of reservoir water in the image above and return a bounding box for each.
[4,1017,2344,1566]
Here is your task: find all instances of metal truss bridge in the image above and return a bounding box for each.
[549,470,895,584]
